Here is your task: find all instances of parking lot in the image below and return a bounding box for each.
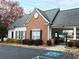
[0,45,76,59]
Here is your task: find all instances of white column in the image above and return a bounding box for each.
[48,26,49,40]
[8,30,11,38]
[49,29,52,39]
[73,27,76,40]
[23,31,25,39]
[13,31,16,39]
[48,26,51,40]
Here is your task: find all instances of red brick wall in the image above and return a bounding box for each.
[25,12,48,44]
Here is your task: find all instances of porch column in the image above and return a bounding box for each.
[13,31,16,39]
[73,26,76,40]
[49,29,52,39]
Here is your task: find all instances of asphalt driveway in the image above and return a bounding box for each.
[0,45,76,59]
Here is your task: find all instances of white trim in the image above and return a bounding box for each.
[34,12,38,18]
[13,31,16,39]
[49,28,52,39]
[36,9,49,24]
[48,26,50,40]
[14,27,26,31]
[8,27,26,39]
[48,26,52,40]
[31,29,41,40]
[73,26,76,40]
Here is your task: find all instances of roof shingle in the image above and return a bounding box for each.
[8,14,29,29]
[52,8,79,27]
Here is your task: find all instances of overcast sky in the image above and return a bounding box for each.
[14,0,79,14]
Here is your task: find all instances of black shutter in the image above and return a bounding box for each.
[40,30,42,40]
[12,32,14,38]
[30,30,32,40]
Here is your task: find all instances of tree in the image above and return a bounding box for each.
[0,21,8,42]
[0,0,23,26]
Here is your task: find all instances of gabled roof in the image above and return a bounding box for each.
[8,14,29,29]
[52,8,79,27]
[37,8,60,23]
[9,8,79,29]
[8,8,60,29]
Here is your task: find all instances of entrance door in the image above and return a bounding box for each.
[55,31,64,44]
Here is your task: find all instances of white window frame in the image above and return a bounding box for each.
[32,29,40,40]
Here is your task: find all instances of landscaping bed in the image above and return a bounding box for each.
[22,39,42,46]
[67,40,79,48]
[6,38,22,44]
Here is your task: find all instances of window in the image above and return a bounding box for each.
[34,12,38,18]
[16,31,17,39]
[16,31,24,40]
[15,31,19,39]
[17,31,19,39]
[19,31,20,39]
[63,30,73,35]
[20,31,23,39]
[32,30,40,40]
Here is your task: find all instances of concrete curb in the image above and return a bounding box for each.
[0,43,66,51]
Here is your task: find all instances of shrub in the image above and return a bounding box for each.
[22,39,32,45]
[22,39,42,45]
[33,40,42,46]
[28,40,33,45]
[22,39,28,44]
[67,41,73,47]
[75,41,79,48]
[47,40,52,46]
[67,40,79,48]
[6,38,22,44]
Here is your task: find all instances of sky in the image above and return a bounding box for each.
[14,0,79,14]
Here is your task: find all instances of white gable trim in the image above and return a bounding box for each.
[36,9,49,24]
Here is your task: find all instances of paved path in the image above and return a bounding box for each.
[0,44,76,59]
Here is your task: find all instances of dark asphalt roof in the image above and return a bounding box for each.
[9,8,79,29]
[8,14,29,29]
[37,8,60,23]
[52,8,79,27]
[8,8,59,29]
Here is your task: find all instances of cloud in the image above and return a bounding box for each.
[58,0,78,5]
[56,0,79,10]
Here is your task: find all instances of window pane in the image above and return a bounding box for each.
[32,30,40,40]
[16,31,17,39]
[20,31,23,39]
[17,31,19,39]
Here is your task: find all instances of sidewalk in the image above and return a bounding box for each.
[0,43,66,51]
